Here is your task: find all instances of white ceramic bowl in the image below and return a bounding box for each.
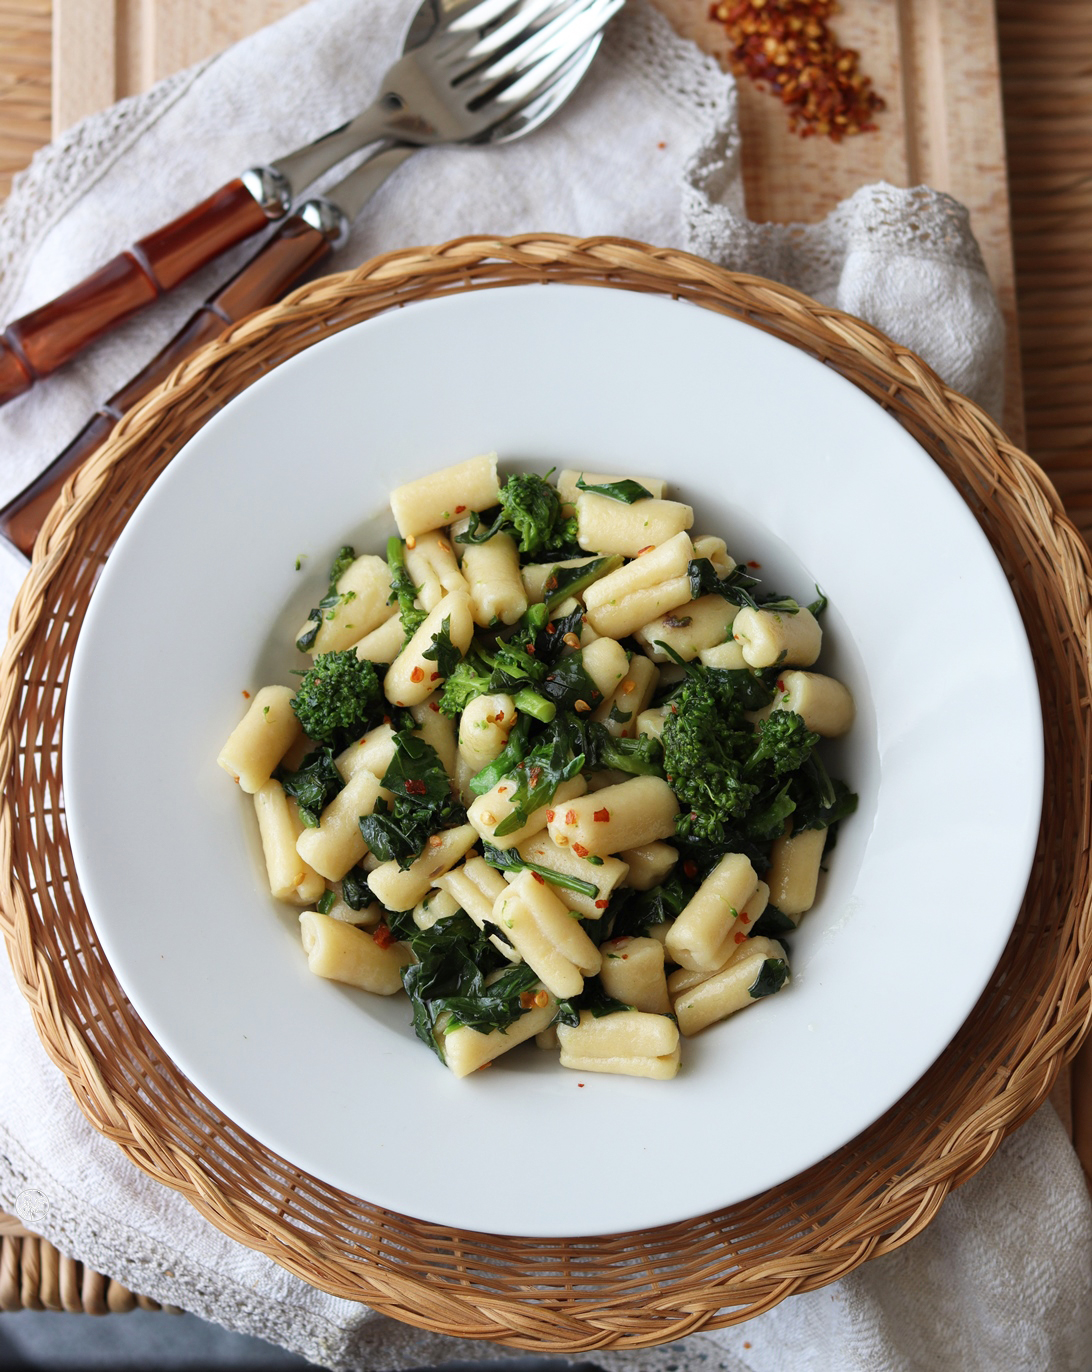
[63,284,1042,1237]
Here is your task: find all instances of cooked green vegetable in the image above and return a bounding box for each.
[316,889,337,914]
[422,615,462,678]
[542,554,624,613]
[456,473,579,557]
[491,726,585,838]
[340,866,372,911]
[749,958,790,999]
[358,731,463,869]
[290,651,381,750]
[574,475,654,503]
[386,536,427,643]
[482,841,599,900]
[554,976,632,1027]
[276,746,344,827]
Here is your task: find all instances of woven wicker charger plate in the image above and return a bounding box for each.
[2,235,1091,1350]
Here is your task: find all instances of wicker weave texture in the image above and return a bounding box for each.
[1,236,1090,1350]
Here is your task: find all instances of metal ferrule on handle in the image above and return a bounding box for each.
[0,167,292,410]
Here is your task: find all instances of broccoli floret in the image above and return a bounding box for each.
[497,473,577,555]
[438,656,493,717]
[291,650,381,749]
[591,728,665,777]
[744,710,818,778]
[662,672,760,844]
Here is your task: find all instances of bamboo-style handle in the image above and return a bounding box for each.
[0,214,335,557]
[0,176,284,407]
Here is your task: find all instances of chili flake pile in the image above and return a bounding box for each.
[711,0,884,141]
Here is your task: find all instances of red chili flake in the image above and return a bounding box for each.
[545,809,555,822]
[405,778,427,796]
[777,679,786,693]
[373,923,395,949]
[565,810,577,825]
[534,990,550,1009]
[410,666,425,683]
[577,1082,585,1088]
[683,859,698,879]
[593,808,610,823]
[657,140,666,149]
[574,699,591,713]
[429,702,440,713]
[478,1061,493,1070]
[734,931,747,944]
[595,899,609,910]
[242,690,251,699]
[532,872,546,884]
[544,575,558,592]
[519,990,537,1008]
[573,843,590,858]
[546,622,557,635]
[747,559,762,568]
[525,642,536,655]
[405,535,417,549]
[529,766,542,785]
[455,504,466,514]
[637,544,655,556]
[711,0,885,142]
[740,912,751,923]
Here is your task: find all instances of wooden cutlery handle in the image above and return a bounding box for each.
[0,216,334,557]
[0,177,276,408]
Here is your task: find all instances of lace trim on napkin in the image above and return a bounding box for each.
[0,64,209,317]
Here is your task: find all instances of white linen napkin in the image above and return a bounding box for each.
[1,0,1089,1367]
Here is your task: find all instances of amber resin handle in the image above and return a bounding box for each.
[0,175,288,408]
[0,214,335,558]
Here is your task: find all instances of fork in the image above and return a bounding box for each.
[0,0,620,411]
[0,0,622,557]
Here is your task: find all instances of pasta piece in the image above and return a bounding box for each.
[413,887,460,930]
[218,685,301,794]
[467,775,587,851]
[390,453,501,538]
[766,825,826,916]
[439,993,557,1078]
[635,707,665,742]
[352,612,406,665]
[583,532,694,639]
[295,768,389,881]
[404,531,468,611]
[411,695,459,780]
[299,911,411,995]
[598,936,671,1014]
[750,670,855,738]
[522,557,597,604]
[253,781,325,904]
[619,841,678,890]
[691,534,734,577]
[665,855,765,972]
[575,493,694,558]
[592,655,659,738]
[462,531,528,627]
[322,892,383,928]
[304,554,395,655]
[367,823,478,911]
[384,590,474,707]
[698,640,748,670]
[732,605,822,668]
[556,469,667,504]
[433,856,519,960]
[673,937,789,1037]
[535,1024,559,1051]
[492,869,601,998]
[557,1009,680,1079]
[580,636,630,703]
[635,596,737,663]
[513,833,629,919]
[458,693,517,775]
[335,722,397,782]
[546,776,679,857]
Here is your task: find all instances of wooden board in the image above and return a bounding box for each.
[49,0,1023,438]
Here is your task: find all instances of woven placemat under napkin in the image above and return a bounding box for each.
[1,0,1089,1367]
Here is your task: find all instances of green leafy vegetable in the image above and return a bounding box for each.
[468,715,533,797]
[290,651,381,751]
[276,746,344,827]
[574,475,655,503]
[542,555,624,613]
[554,976,632,1027]
[748,957,790,999]
[539,652,605,713]
[482,842,599,900]
[492,727,586,838]
[422,615,462,679]
[340,867,372,911]
[808,587,828,617]
[751,905,798,938]
[456,473,578,557]
[316,889,336,915]
[358,731,463,869]
[687,558,762,610]
[386,535,427,643]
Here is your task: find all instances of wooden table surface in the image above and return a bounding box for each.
[0,0,1089,1181]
